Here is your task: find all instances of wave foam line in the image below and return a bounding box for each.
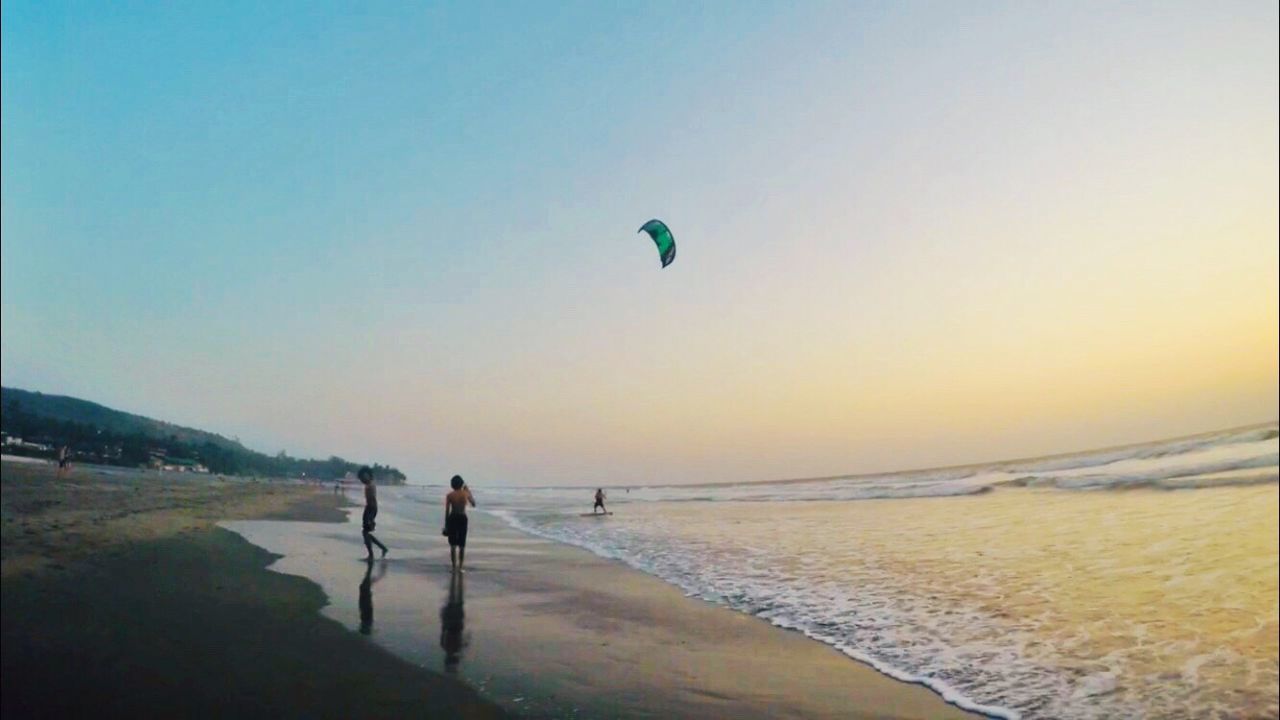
[482,508,1019,720]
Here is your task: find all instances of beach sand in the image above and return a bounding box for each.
[1,460,505,719]
[227,503,983,719]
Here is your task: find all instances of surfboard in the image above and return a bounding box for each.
[580,512,614,517]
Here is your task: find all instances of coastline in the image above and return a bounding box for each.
[225,499,984,719]
[0,460,506,719]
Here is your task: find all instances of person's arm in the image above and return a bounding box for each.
[444,496,451,527]
[466,487,477,507]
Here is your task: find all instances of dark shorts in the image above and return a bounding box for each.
[445,513,468,547]
[58,458,69,469]
[362,507,377,534]
[594,499,604,509]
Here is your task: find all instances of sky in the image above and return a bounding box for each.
[2,1,1277,486]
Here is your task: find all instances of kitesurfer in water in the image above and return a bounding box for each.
[593,488,607,514]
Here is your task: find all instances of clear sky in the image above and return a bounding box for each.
[3,2,1276,486]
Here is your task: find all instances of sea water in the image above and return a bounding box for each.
[464,424,1279,720]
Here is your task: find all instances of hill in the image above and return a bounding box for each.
[0,387,405,483]
[2,388,248,452]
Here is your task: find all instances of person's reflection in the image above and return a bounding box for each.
[359,559,387,635]
[439,570,468,672]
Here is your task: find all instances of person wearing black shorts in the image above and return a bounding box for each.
[443,475,476,572]
[56,446,71,479]
[359,466,388,559]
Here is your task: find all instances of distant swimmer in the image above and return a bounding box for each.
[443,475,476,572]
[593,488,607,514]
[359,466,389,560]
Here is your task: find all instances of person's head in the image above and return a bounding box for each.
[358,466,374,484]
[450,475,465,490]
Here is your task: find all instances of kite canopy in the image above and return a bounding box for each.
[638,219,676,268]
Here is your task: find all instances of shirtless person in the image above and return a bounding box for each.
[359,466,389,559]
[593,488,607,514]
[56,445,71,479]
[443,475,476,572]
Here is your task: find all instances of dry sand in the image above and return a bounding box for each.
[0,460,336,578]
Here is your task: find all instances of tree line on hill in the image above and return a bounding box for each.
[0,387,405,483]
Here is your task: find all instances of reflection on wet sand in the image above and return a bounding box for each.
[358,560,386,635]
[440,571,467,672]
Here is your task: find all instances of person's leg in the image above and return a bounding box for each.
[449,545,458,570]
[371,533,388,556]
[457,517,468,570]
[363,532,375,559]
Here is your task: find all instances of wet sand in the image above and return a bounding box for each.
[227,504,983,719]
[0,460,505,719]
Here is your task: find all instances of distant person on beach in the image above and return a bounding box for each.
[359,466,389,559]
[56,445,71,478]
[593,488,607,514]
[443,475,476,572]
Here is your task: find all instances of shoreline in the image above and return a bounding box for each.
[485,506,1009,719]
[225,498,984,719]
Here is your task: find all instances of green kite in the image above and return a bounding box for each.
[638,219,676,268]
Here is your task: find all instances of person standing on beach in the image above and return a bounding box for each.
[593,488,607,514]
[359,466,389,559]
[56,445,71,479]
[443,475,475,572]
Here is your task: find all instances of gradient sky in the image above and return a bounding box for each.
[3,1,1277,486]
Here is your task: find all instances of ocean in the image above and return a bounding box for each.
[472,424,1279,720]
